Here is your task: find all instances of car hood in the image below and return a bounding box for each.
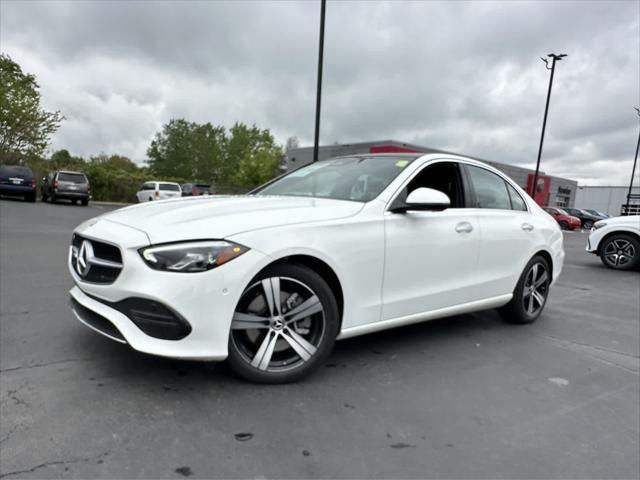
[100,195,365,244]
[603,215,640,227]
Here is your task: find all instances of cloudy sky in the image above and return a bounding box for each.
[1,0,639,184]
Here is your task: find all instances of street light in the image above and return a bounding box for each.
[312,0,327,163]
[625,107,640,214]
[531,53,567,201]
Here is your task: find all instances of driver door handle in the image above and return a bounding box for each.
[455,222,474,233]
[521,223,534,232]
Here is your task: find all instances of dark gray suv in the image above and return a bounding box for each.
[41,170,90,206]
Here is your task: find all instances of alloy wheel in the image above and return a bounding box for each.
[522,262,548,316]
[603,239,636,268]
[230,276,325,372]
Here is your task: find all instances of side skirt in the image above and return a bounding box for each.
[337,293,513,340]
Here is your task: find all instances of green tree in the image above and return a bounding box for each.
[147,120,281,191]
[91,153,139,173]
[147,119,226,181]
[0,54,63,163]
[225,123,282,190]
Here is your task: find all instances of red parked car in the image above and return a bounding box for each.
[543,207,582,230]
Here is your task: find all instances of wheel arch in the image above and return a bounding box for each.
[534,249,554,280]
[596,230,640,256]
[257,254,345,329]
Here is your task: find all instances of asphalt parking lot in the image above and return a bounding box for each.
[1,198,639,479]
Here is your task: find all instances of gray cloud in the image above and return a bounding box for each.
[1,0,638,185]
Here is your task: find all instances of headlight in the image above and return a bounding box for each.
[592,221,607,230]
[139,241,248,272]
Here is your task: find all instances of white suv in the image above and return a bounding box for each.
[136,181,182,203]
[587,215,640,270]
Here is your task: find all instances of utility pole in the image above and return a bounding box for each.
[531,53,567,200]
[625,107,640,214]
[312,0,326,163]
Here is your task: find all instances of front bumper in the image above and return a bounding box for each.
[69,219,271,360]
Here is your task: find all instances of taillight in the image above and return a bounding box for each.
[31,179,37,188]
[155,190,159,197]
[53,180,59,190]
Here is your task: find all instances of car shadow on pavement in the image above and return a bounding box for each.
[70,309,507,388]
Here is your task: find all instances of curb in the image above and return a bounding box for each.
[91,201,133,207]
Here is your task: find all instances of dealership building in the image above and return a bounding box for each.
[575,185,640,217]
[284,140,579,208]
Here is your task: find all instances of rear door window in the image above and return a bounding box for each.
[57,172,87,183]
[141,182,155,191]
[466,165,511,210]
[159,183,180,191]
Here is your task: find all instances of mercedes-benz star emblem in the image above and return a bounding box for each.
[76,240,94,277]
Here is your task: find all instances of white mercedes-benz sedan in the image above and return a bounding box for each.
[68,154,564,383]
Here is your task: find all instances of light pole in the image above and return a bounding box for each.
[531,53,567,200]
[625,107,640,213]
[312,0,326,163]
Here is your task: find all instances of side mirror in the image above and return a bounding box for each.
[392,187,451,213]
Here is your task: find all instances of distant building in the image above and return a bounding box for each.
[575,185,640,216]
[284,140,578,208]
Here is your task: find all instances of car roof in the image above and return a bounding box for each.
[58,170,86,175]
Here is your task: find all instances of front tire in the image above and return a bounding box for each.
[227,263,339,383]
[600,234,640,270]
[499,255,551,324]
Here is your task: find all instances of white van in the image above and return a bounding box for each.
[136,181,182,203]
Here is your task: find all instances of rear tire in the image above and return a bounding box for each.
[81,199,89,206]
[227,263,339,383]
[42,194,48,202]
[599,234,640,270]
[499,255,551,324]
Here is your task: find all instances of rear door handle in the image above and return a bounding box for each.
[521,223,534,232]
[455,222,474,233]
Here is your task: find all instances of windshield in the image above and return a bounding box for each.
[556,208,569,215]
[256,156,416,202]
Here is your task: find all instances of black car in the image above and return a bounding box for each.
[563,207,605,229]
[181,183,212,196]
[41,170,90,206]
[0,165,37,202]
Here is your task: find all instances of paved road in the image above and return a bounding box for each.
[1,198,639,479]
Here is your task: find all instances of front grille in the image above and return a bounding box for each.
[70,296,126,342]
[70,234,123,284]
